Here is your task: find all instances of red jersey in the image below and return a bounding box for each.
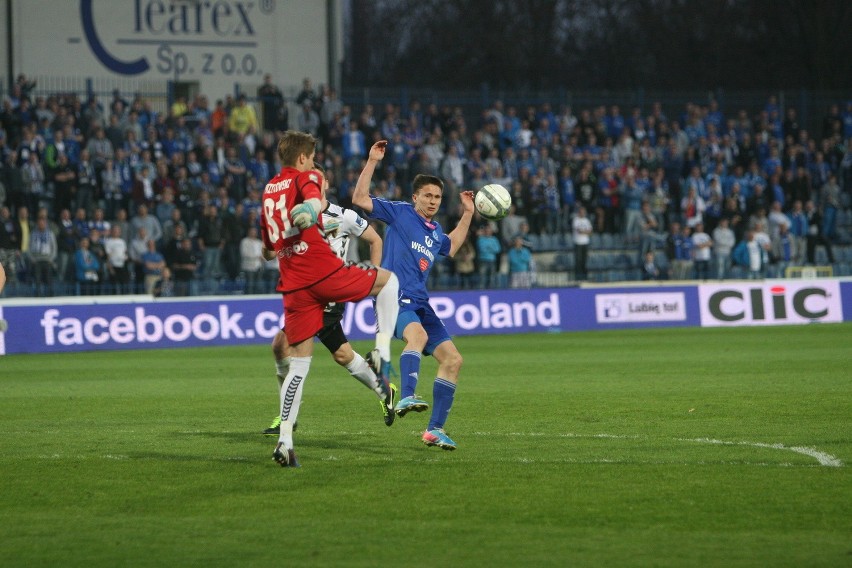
[260,167,343,292]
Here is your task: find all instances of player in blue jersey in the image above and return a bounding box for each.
[352,140,475,450]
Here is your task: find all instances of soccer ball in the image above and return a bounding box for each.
[475,184,511,221]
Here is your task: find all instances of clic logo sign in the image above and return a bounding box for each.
[698,281,842,327]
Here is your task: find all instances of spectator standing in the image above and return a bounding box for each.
[804,200,835,265]
[732,230,764,279]
[141,238,165,295]
[128,226,149,292]
[712,217,736,279]
[21,152,46,216]
[819,173,841,241]
[572,205,592,281]
[104,224,130,294]
[475,224,501,288]
[228,94,258,137]
[257,74,287,133]
[621,172,645,242]
[690,222,712,280]
[87,228,108,285]
[639,201,661,257]
[507,236,533,288]
[452,236,476,289]
[172,237,199,296]
[672,224,693,280]
[100,158,123,220]
[55,208,76,283]
[130,204,163,246]
[74,236,100,295]
[76,149,97,216]
[51,153,77,216]
[296,101,320,138]
[28,215,57,296]
[787,200,808,265]
[770,224,794,278]
[197,204,224,284]
[499,204,527,248]
[239,225,264,294]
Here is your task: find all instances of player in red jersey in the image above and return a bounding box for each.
[259,130,399,468]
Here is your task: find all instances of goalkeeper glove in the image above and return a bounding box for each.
[321,216,340,236]
[290,198,321,229]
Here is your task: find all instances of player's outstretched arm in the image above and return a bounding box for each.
[351,140,387,214]
[446,190,476,257]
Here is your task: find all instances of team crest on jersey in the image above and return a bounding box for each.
[419,258,429,271]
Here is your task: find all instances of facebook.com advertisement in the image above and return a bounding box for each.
[1,280,848,355]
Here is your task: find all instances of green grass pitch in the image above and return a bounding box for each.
[1,324,851,567]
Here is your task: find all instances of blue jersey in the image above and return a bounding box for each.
[369,196,451,304]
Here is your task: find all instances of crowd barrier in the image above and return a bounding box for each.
[1,279,850,355]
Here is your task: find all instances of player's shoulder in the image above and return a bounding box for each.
[296,169,323,188]
[325,202,345,218]
[373,196,413,210]
[327,202,368,234]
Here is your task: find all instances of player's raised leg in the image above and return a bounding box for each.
[394,318,430,418]
[370,268,399,375]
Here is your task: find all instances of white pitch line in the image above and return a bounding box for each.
[678,437,844,468]
[469,431,844,468]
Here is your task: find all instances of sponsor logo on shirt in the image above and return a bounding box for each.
[277,240,309,258]
[410,240,435,261]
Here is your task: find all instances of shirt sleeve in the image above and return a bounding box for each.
[344,208,369,238]
[439,234,452,256]
[369,196,402,224]
[296,170,323,201]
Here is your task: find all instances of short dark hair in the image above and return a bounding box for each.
[411,174,443,195]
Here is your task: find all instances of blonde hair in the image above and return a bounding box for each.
[277,130,317,166]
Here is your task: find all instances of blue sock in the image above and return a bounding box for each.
[428,378,456,431]
[400,350,422,398]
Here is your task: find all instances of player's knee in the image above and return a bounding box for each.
[332,345,352,366]
[405,328,429,350]
[271,332,286,358]
[374,269,398,294]
[446,351,463,373]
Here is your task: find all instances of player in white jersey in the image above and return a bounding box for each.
[262,166,397,436]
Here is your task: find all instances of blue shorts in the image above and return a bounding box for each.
[395,301,451,356]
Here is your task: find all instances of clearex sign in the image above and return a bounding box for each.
[80,0,266,77]
[698,281,843,326]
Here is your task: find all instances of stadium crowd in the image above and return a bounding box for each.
[1,72,851,296]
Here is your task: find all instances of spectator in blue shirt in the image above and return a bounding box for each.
[507,236,533,289]
[475,224,502,288]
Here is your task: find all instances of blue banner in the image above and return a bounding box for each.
[0,280,847,355]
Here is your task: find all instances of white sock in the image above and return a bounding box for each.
[346,352,383,399]
[277,356,311,448]
[374,272,399,361]
[275,358,290,388]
